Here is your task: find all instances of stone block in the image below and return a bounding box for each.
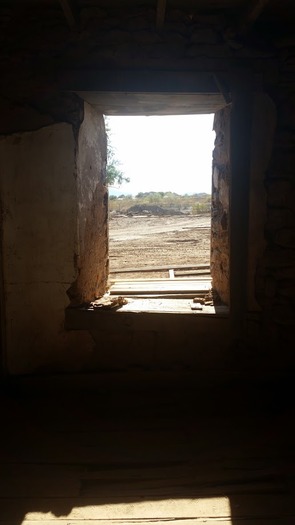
[213,145,229,166]
[212,166,219,189]
[274,228,295,248]
[219,177,229,209]
[221,211,228,231]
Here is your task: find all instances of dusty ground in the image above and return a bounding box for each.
[109,214,211,278]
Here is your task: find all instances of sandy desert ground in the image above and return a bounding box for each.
[109,214,211,279]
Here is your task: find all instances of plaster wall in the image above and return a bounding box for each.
[0,120,100,374]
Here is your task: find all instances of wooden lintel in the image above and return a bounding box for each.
[156,0,167,30]
[59,0,78,30]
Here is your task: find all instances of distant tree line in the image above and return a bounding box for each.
[109,191,211,215]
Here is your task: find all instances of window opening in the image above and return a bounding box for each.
[103,114,227,313]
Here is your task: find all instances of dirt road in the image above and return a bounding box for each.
[109,214,211,278]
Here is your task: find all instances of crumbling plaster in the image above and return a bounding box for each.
[0,102,107,374]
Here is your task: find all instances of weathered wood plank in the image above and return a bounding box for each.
[110,263,210,274]
[110,282,211,294]
[175,270,211,276]
[65,307,229,332]
[110,277,212,282]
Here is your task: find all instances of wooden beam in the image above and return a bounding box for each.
[156,0,167,31]
[59,0,78,31]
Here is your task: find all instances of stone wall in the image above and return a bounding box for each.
[248,94,276,312]
[211,106,230,305]
[254,50,295,356]
[0,2,295,378]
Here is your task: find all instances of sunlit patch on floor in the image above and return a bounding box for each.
[23,497,232,523]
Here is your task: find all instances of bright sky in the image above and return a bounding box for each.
[107,114,215,196]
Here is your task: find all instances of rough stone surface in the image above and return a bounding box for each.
[0,3,295,376]
[69,103,108,304]
[254,47,295,344]
[211,106,230,305]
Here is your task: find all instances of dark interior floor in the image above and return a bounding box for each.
[0,377,294,524]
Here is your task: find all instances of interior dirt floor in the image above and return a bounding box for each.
[0,380,294,525]
[109,214,210,279]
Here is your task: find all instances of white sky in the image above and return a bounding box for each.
[107,114,215,196]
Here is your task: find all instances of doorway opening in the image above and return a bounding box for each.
[105,113,225,311]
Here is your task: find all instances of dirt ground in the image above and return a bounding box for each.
[109,214,211,279]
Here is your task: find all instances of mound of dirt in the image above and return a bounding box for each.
[126,204,184,216]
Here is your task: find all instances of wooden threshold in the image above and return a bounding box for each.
[109,278,212,296]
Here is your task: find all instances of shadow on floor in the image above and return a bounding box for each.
[0,378,294,524]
